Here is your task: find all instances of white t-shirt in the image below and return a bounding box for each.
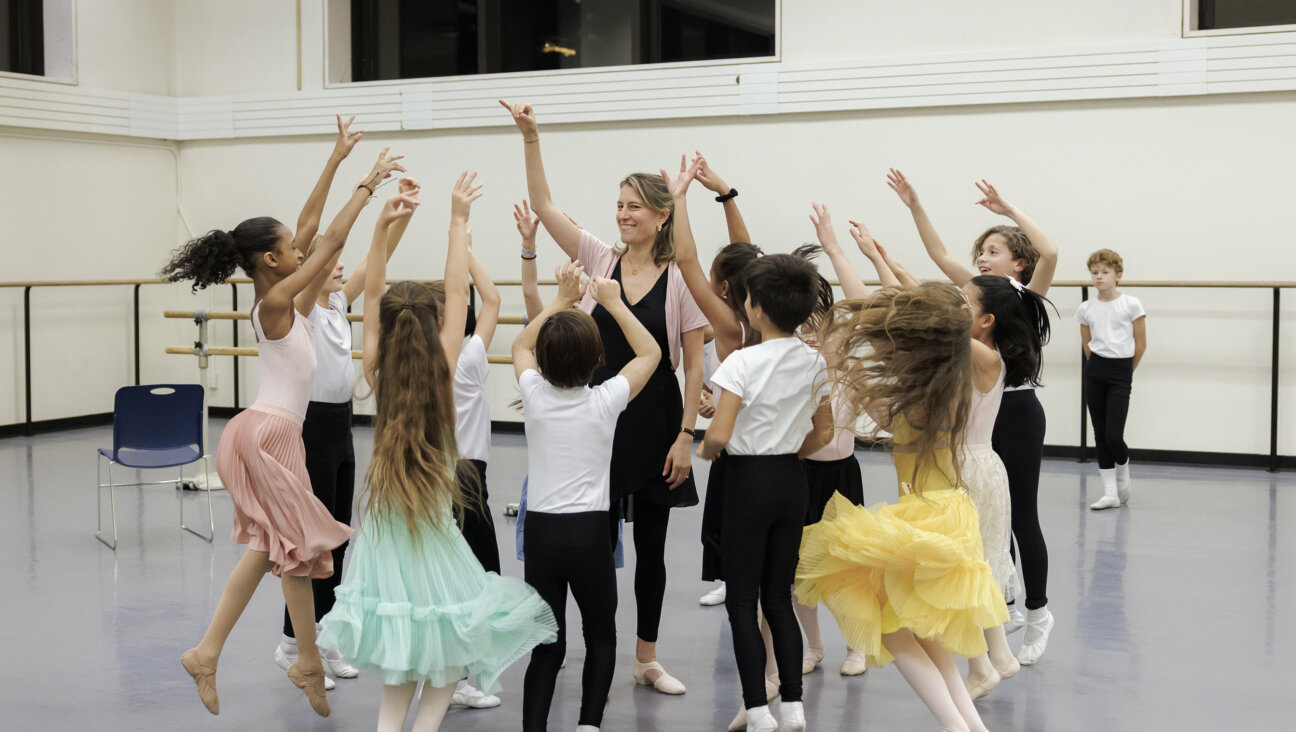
[454,334,491,463]
[307,291,355,404]
[710,337,829,456]
[1076,294,1146,359]
[520,369,631,513]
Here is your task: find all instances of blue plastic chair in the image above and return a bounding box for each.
[96,384,214,550]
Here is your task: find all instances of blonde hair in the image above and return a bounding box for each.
[362,281,472,543]
[618,173,675,266]
[1086,248,1124,276]
[817,283,973,491]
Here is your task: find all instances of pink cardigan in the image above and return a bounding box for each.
[577,230,708,371]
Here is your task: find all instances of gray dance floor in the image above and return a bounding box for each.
[4,423,1295,731]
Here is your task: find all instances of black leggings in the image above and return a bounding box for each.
[992,389,1048,610]
[607,499,670,643]
[523,511,617,730]
[1084,355,1133,470]
[721,455,806,709]
[284,400,354,637]
[457,459,501,573]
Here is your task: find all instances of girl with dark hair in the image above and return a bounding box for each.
[887,170,1060,665]
[503,100,707,694]
[958,274,1051,698]
[513,262,662,732]
[796,284,1008,732]
[171,141,404,718]
[316,175,556,732]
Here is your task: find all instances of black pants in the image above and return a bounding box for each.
[284,400,354,637]
[456,459,501,573]
[523,511,617,730]
[1084,355,1133,470]
[992,389,1049,611]
[721,454,806,709]
[607,499,670,642]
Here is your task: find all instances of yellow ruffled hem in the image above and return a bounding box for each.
[795,491,1009,667]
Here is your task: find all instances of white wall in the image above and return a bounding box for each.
[75,0,175,93]
[6,0,1296,462]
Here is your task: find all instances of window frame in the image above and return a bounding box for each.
[322,0,781,89]
[0,0,77,85]
[1183,0,1296,37]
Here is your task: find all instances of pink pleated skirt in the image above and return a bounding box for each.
[216,402,354,578]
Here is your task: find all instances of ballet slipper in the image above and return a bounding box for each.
[287,662,331,717]
[632,660,685,695]
[801,648,824,675]
[964,666,1001,700]
[839,650,869,676]
[993,654,1021,680]
[728,678,779,730]
[181,649,219,715]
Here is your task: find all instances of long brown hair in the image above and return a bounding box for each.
[817,282,973,491]
[362,280,468,542]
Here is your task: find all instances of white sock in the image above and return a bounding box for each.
[1099,468,1118,499]
[1023,607,1051,644]
[280,635,298,654]
[1116,460,1131,501]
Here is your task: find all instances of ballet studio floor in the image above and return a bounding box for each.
[3,423,1295,731]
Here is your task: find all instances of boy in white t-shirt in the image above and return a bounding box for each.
[1076,248,1147,510]
[513,262,660,732]
[698,254,834,732]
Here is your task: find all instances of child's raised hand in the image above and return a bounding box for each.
[692,151,731,195]
[398,176,421,195]
[886,168,919,209]
[333,114,362,159]
[589,276,622,308]
[498,100,539,139]
[848,219,881,259]
[810,203,841,252]
[514,200,540,241]
[661,154,702,201]
[377,192,419,228]
[451,171,484,222]
[361,146,406,190]
[554,261,587,303]
[974,179,1015,217]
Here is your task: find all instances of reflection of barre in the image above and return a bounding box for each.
[166,346,515,365]
[164,310,363,323]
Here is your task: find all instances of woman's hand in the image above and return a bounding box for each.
[499,99,539,140]
[692,151,732,196]
[359,146,406,192]
[810,203,842,253]
[332,114,362,160]
[974,179,1016,217]
[451,171,484,223]
[661,154,702,202]
[886,168,920,209]
[663,435,693,489]
[555,261,588,304]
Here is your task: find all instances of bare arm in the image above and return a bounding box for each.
[974,180,1058,296]
[512,262,587,381]
[850,223,902,289]
[662,327,704,489]
[874,241,918,288]
[292,114,362,254]
[698,390,740,461]
[694,152,751,244]
[441,172,482,376]
[1132,317,1146,371]
[1080,323,1092,360]
[361,193,420,385]
[811,204,869,300]
[501,101,582,258]
[469,249,501,349]
[516,201,546,321]
[970,338,1002,394]
[343,177,419,305]
[887,168,975,286]
[665,156,745,357]
[797,398,835,458]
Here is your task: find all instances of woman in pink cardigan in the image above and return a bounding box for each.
[503,101,707,697]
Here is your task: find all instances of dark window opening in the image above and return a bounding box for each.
[1,0,45,76]
[1199,0,1296,30]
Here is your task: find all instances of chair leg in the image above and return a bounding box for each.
[180,459,215,543]
[96,457,118,551]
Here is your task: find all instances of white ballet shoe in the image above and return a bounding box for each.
[745,704,778,732]
[632,660,686,695]
[700,582,727,606]
[274,645,335,690]
[1005,606,1025,635]
[1016,608,1054,665]
[965,667,1001,700]
[1090,494,1121,510]
[839,650,868,676]
[1092,468,1120,510]
[452,679,501,708]
[779,701,806,731]
[728,678,779,731]
[1116,461,1132,504]
[801,648,824,675]
[576,726,599,732]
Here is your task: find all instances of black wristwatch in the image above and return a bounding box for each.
[715,188,738,203]
[680,427,697,440]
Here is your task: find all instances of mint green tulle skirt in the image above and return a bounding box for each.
[317,511,557,689]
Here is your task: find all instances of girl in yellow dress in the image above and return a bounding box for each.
[795,283,1008,732]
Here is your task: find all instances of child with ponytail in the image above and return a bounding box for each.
[316,175,557,732]
[168,141,404,718]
